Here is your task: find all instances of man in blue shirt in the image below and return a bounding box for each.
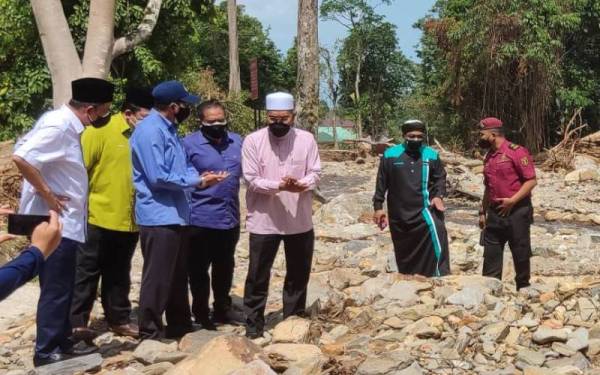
[183,100,242,329]
[130,81,227,339]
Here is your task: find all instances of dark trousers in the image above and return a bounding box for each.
[35,238,78,358]
[482,202,533,290]
[70,224,139,328]
[138,225,191,340]
[243,230,314,333]
[188,226,240,321]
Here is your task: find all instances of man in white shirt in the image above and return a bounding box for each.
[12,77,114,367]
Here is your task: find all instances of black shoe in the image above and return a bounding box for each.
[196,317,217,331]
[33,353,70,367]
[212,309,245,325]
[245,328,263,340]
[165,324,194,339]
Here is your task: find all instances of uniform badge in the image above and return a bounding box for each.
[521,157,529,166]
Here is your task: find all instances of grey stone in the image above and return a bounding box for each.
[343,240,373,253]
[384,350,413,365]
[356,357,398,375]
[545,352,590,371]
[577,298,596,321]
[394,361,424,375]
[31,353,103,375]
[480,322,510,343]
[386,253,398,273]
[446,286,485,309]
[515,316,540,329]
[588,339,600,356]
[516,349,546,367]
[566,327,589,352]
[532,326,569,344]
[142,362,174,375]
[552,342,577,357]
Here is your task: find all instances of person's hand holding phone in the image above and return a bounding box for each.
[31,210,62,259]
[0,206,17,244]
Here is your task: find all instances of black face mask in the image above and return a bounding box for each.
[406,139,423,152]
[202,125,227,140]
[478,139,492,149]
[269,122,291,137]
[175,106,191,124]
[89,112,111,128]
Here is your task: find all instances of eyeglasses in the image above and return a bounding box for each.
[202,120,227,126]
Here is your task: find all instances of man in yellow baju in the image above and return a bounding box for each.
[71,88,153,341]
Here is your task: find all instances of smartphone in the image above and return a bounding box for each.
[8,214,50,236]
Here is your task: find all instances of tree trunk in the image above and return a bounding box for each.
[354,52,362,139]
[82,0,116,78]
[112,0,163,59]
[296,0,319,133]
[332,110,338,149]
[227,0,241,95]
[31,0,82,107]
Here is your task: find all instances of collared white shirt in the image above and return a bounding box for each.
[14,105,88,243]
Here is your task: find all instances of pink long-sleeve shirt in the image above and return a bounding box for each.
[242,127,321,235]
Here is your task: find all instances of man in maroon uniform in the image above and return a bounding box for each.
[478,117,537,290]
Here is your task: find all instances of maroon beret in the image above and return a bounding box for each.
[479,117,503,129]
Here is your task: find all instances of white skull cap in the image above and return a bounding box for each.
[266,92,294,111]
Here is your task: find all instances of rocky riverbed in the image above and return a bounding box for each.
[1,152,599,375]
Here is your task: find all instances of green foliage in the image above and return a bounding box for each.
[195,2,295,107]
[0,0,51,139]
[324,0,414,138]
[0,0,294,140]
[180,68,255,136]
[409,0,600,152]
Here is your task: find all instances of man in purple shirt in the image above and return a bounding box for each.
[182,100,243,329]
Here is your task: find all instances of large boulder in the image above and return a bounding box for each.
[272,317,312,344]
[167,335,265,375]
[315,191,373,226]
[263,343,326,372]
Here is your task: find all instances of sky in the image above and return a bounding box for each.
[232,0,437,61]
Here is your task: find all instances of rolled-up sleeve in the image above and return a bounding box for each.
[242,137,281,194]
[14,126,66,170]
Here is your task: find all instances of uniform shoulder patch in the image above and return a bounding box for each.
[520,156,529,166]
[509,143,520,150]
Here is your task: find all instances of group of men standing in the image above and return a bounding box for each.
[13,77,320,366]
[10,73,538,367]
[373,118,537,292]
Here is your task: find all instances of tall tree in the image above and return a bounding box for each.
[31,0,162,106]
[296,0,319,133]
[320,0,392,138]
[415,0,598,151]
[227,0,241,95]
[337,20,414,137]
[320,46,340,148]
